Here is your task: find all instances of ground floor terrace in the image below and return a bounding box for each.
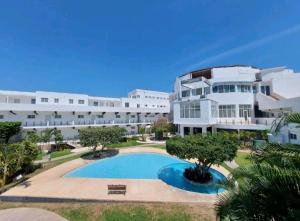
[178,119,271,136]
[0,147,229,204]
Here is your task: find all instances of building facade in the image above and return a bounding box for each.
[0,89,170,139]
[172,65,300,144]
[1,65,300,144]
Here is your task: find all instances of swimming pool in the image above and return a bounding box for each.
[65,152,226,194]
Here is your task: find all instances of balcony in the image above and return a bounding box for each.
[216,118,275,130]
[22,119,156,129]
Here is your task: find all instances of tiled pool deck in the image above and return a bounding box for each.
[0,147,229,203]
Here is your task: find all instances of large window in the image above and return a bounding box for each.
[180,102,200,118]
[181,90,190,97]
[237,85,251,93]
[211,102,218,118]
[212,85,235,93]
[191,88,202,96]
[219,105,236,118]
[239,104,252,118]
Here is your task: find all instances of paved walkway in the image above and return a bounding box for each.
[0,208,67,221]
[1,147,229,204]
[224,160,239,169]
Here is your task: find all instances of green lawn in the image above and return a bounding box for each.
[235,152,251,167]
[141,144,166,149]
[50,149,72,158]
[107,140,140,148]
[36,152,46,160]
[0,203,215,221]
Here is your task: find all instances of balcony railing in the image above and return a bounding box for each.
[22,119,155,128]
[216,118,275,126]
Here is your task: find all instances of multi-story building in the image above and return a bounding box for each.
[172,65,300,144]
[1,65,299,144]
[0,89,170,139]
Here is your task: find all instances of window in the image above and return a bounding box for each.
[253,86,257,94]
[181,90,190,97]
[192,88,202,96]
[125,102,129,108]
[54,114,62,119]
[31,99,36,104]
[116,115,121,118]
[211,102,218,118]
[69,99,74,104]
[27,115,35,119]
[78,100,85,104]
[78,115,84,119]
[289,133,297,140]
[137,104,140,108]
[261,85,270,95]
[13,98,20,103]
[180,102,200,118]
[0,115,4,119]
[97,115,103,118]
[41,98,48,103]
[239,105,252,118]
[212,85,235,93]
[237,85,251,93]
[131,115,135,118]
[219,105,236,118]
[93,101,98,106]
[54,98,59,103]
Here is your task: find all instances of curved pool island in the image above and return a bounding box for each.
[1,147,229,203]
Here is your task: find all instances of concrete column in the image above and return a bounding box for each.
[190,127,194,135]
[212,126,217,134]
[202,126,207,134]
[179,125,184,137]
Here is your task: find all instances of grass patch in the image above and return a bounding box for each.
[141,144,166,149]
[235,152,251,167]
[50,149,72,158]
[220,163,233,173]
[0,202,215,221]
[60,207,91,221]
[36,152,46,160]
[107,140,140,148]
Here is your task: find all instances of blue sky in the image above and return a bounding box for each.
[1,0,300,97]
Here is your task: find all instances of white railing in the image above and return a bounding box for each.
[22,119,155,128]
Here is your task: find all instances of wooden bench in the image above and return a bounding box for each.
[107,184,126,195]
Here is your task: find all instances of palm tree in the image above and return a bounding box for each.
[271,112,300,133]
[216,144,300,220]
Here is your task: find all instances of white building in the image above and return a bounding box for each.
[0,89,170,139]
[172,65,300,144]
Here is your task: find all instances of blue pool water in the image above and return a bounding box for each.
[65,153,226,194]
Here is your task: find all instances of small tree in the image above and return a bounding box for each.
[52,129,63,150]
[79,128,100,156]
[0,122,22,144]
[166,134,238,183]
[79,127,126,157]
[152,117,170,140]
[0,144,18,185]
[25,130,40,143]
[40,129,53,143]
[138,126,147,141]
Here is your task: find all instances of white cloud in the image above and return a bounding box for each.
[188,24,300,69]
